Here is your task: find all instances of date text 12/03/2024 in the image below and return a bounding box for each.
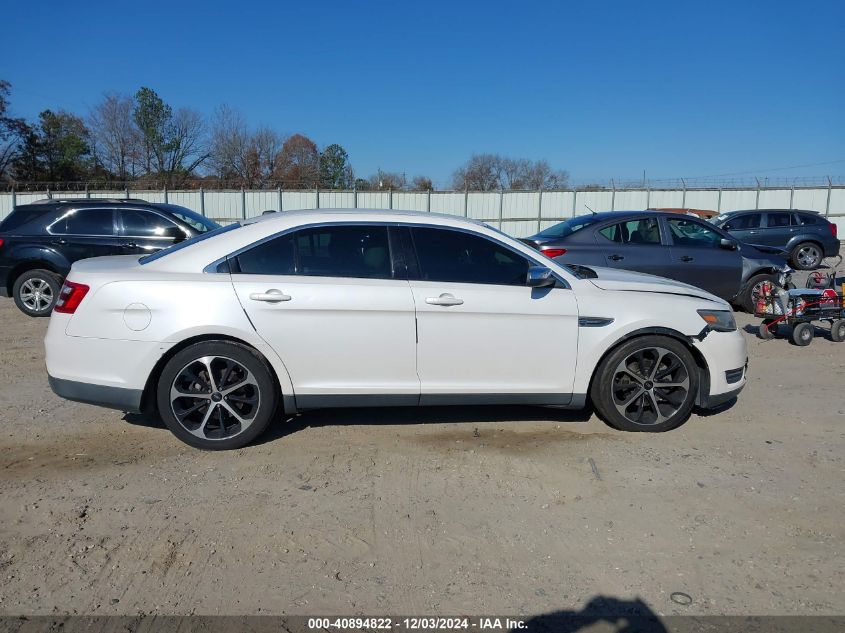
[306,617,527,630]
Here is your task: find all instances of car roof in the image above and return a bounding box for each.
[244,207,488,227]
[23,198,158,206]
[720,209,820,215]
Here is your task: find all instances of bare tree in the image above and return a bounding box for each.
[452,154,568,190]
[451,154,500,191]
[88,93,141,181]
[411,175,433,191]
[368,169,405,190]
[209,105,249,182]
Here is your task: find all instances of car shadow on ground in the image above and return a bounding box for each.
[516,595,669,632]
[123,403,596,445]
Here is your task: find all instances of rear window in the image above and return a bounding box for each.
[0,206,53,232]
[792,213,818,226]
[536,215,600,239]
[139,222,241,264]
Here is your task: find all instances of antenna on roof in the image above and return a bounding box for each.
[584,205,597,215]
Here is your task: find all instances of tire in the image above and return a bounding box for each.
[738,272,779,314]
[590,335,699,433]
[156,340,278,450]
[791,242,823,270]
[831,319,845,343]
[12,269,62,317]
[758,319,778,340]
[790,322,814,346]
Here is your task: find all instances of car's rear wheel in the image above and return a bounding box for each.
[156,341,278,450]
[791,242,822,270]
[12,269,61,317]
[590,335,699,433]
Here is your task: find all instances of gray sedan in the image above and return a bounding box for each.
[520,211,790,312]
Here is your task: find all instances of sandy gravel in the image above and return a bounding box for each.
[0,282,843,619]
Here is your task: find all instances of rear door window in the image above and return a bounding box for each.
[49,208,115,236]
[766,212,791,228]
[598,218,661,244]
[236,225,393,279]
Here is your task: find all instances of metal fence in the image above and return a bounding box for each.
[1,185,843,238]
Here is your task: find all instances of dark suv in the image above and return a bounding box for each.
[0,199,220,316]
[712,209,839,270]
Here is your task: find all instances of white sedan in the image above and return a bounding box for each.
[45,209,747,450]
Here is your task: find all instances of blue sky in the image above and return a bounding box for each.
[4,0,844,187]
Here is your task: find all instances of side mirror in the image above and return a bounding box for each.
[719,238,738,251]
[527,266,556,288]
[162,226,186,243]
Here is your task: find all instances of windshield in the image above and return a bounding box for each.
[536,215,600,238]
[162,204,220,233]
[139,222,240,264]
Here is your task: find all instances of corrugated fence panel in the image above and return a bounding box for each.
[540,191,574,218]
[792,188,830,212]
[682,190,720,211]
[430,192,465,216]
[167,191,202,210]
[356,192,390,210]
[282,191,319,211]
[647,190,685,209]
[577,191,613,214]
[466,192,499,220]
[245,191,282,218]
[757,189,792,209]
[501,220,539,238]
[503,192,539,219]
[318,191,355,209]
[613,190,649,210]
[204,191,242,220]
[392,192,428,211]
[828,188,844,214]
[719,189,757,211]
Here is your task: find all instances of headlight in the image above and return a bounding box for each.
[697,309,736,332]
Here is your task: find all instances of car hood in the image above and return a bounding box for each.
[584,266,727,305]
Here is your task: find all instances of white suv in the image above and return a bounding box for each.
[45,209,747,450]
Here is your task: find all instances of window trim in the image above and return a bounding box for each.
[763,211,792,229]
[206,220,570,289]
[45,207,118,238]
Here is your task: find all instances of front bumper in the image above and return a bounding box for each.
[48,375,143,412]
[699,382,744,409]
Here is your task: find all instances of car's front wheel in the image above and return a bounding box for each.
[156,341,278,450]
[12,269,62,317]
[738,272,779,313]
[590,335,699,432]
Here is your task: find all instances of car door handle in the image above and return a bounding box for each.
[608,254,624,261]
[52,238,67,245]
[120,242,137,248]
[680,255,694,262]
[426,293,464,306]
[249,289,292,303]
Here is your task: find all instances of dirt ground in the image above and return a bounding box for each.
[0,271,843,619]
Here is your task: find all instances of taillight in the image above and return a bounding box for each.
[54,280,89,314]
[0,238,4,250]
[830,223,838,239]
[541,247,567,258]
